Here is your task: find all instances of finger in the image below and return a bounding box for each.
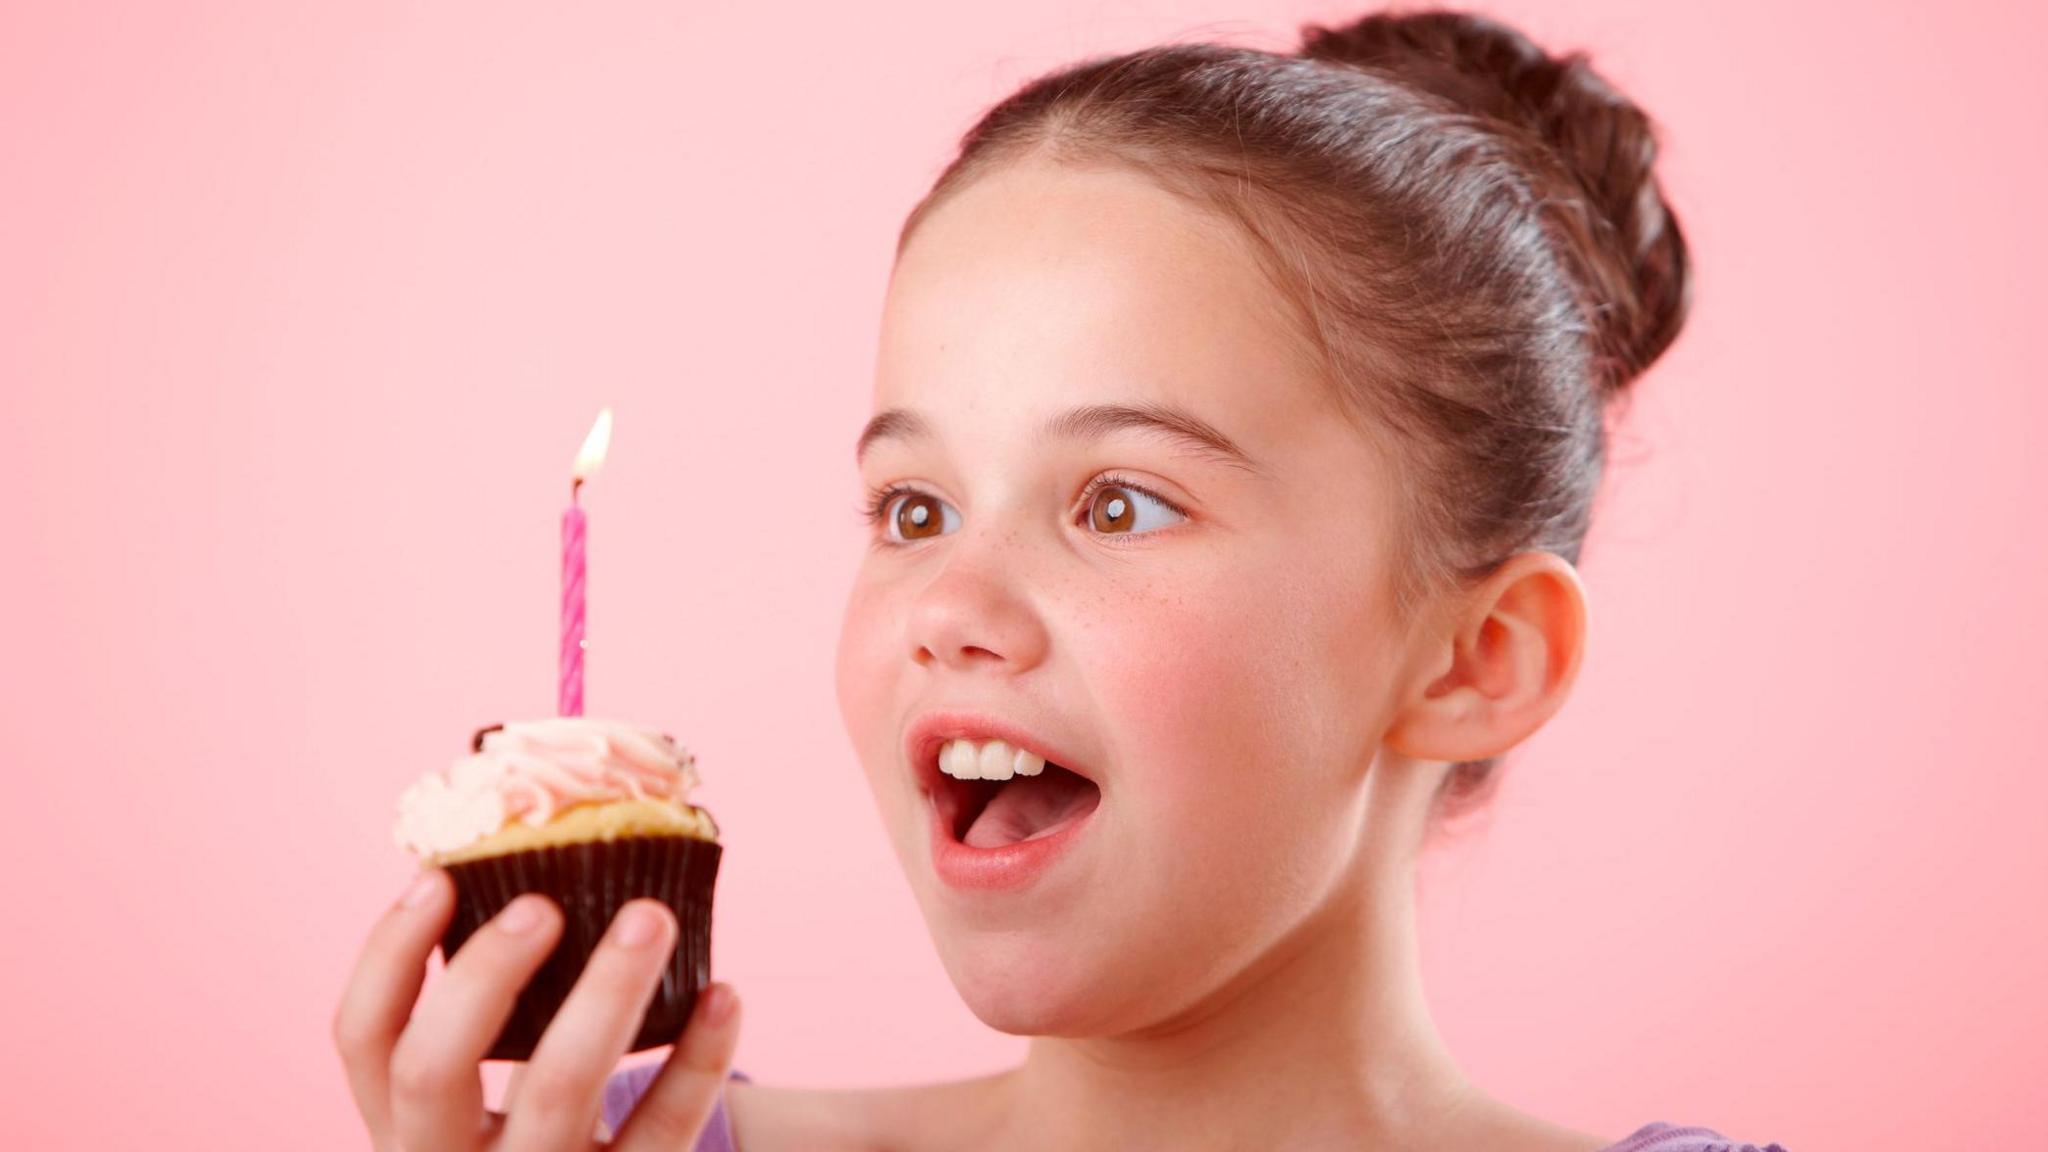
[502,1062,526,1112]
[497,899,678,1150]
[388,892,563,1152]
[501,1067,611,1144]
[613,981,742,1152]
[331,868,453,1143]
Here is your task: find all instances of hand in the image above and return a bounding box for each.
[334,868,742,1150]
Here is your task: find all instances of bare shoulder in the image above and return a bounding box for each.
[721,1079,877,1152]
[1438,1095,1615,1152]
[725,1068,1014,1152]
[1515,1126,1616,1152]
[723,1071,1612,1152]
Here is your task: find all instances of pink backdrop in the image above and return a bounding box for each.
[4,3,2043,1149]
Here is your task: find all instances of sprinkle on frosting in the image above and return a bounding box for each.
[393,717,703,859]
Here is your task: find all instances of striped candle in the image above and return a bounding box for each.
[559,497,587,716]
[559,408,612,716]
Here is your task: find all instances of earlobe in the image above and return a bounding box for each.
[1382,552,1589,764]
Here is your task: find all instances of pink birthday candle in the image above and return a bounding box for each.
[560,408,612,716]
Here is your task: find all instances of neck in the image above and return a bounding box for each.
[987,753,1476,1152]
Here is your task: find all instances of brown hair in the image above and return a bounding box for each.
[895,6,1692,817]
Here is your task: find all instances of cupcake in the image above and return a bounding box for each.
[393,716,723,1061]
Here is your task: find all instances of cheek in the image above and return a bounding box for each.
[1081,556,1356,833]
[1071,553,1380,980]
[834,574,900,792]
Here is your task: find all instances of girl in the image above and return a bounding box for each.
[337,7,1788,1150]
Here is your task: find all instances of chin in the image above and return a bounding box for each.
[946,960,1107,1037]
[923,922,1143,1037]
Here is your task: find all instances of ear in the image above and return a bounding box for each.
[1383,551,1590,763]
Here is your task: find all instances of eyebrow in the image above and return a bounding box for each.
[854,402,1263,474]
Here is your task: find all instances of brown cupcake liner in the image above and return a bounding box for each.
[438,834,722,1062]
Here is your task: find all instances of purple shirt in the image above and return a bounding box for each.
[1600,1124,1789,1152]
[600,1064,1787,1152]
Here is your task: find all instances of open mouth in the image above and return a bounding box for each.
[935,760,1102,848]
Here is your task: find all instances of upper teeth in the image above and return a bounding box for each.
[939,737,1047,781]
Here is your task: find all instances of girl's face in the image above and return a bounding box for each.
[835,158,1421,1035]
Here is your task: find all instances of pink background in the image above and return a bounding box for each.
[4,2,2043,1149]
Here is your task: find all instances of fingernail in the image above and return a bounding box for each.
[705,983,737,1026]
[611,902,664,949]
[496,896,544,935]
[399,872,438,909]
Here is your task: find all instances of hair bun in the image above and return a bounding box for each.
[1299,8,1691,393]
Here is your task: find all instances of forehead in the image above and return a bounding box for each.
[874,158,1329,456]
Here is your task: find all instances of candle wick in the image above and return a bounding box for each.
[571,475,584,504]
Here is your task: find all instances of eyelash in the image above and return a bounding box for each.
[857,472,1188,549]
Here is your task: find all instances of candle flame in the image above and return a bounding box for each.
[572,407,613,482]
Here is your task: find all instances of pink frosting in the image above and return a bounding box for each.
[393,717,703,858]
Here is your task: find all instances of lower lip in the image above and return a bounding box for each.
[926,784,1099,892]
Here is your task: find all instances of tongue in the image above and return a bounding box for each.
[961,765,1100,848]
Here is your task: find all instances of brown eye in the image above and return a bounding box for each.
[1087,480,1184,536]
[893,492,947,541]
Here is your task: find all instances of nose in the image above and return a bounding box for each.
[906,530,1050,676]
